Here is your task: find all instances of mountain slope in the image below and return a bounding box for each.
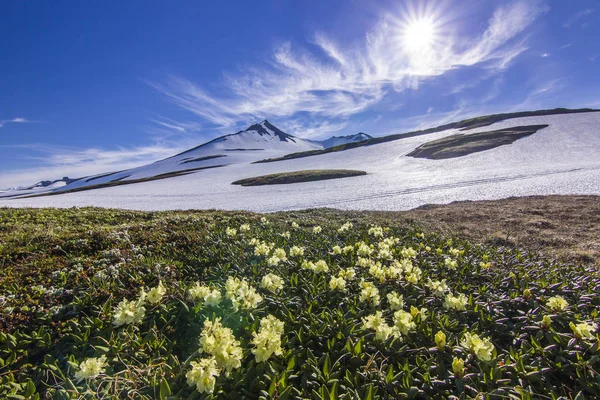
[6,120,371,195]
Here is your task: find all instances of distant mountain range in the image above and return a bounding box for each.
[3,120,373,194]
[2,108,598,200]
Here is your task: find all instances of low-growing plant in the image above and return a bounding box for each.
[0,207,598,399]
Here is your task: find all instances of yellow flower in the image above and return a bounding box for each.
[314,260,329,273]
[449,248,460,257]
[291,221,299,229]
[225,227,237,237]
[254,242,272,256]
[186,357,220,394]
[356,242,374,256]
[300,260,316,271]
[261,273,284,293]
[452,357,465,378]
[188,283,222,307]
[112,297,146,326]
[329,276,347,291]
[523,288,532,298]
[280,231,290,239]
[386,292,404,311]
[313,226,322,234]
[373,323,401,342]
[461,332,495,361]
[146,281,166,304]
[570,321,597,340]
[260,217,269,225]
[289,246,305,257]
[541,315,552,329]
[426,278,449,297]
[239,224,250,233]
[444,257,458,270]
[443,293,468,311]
[393,310,416,335]
[401,247,417,259]
[368,263,387,282]
[368,226,383,237]
[338,268,356,280]
[359,280,380,304]
[74,355,107,382]
[251,315,285,363]
[546,295,568,311]
[337,222,353,233]
[362,311,386,330]
[362,311,401,341]
[225,277,262,310]
[199,318,243,373]
[434,331,446,350]
[342,245,354,254]
[273,248,287,260]
[331,245,343,255]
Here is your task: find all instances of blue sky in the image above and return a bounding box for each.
[1,0,599,187]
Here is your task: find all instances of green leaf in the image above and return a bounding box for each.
[159,378,171,399]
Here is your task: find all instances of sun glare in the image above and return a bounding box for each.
[403,18,436,51]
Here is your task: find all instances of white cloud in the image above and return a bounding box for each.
[0,117,31,128]
[149,1,547,132]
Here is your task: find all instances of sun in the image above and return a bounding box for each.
[402,18,436,51]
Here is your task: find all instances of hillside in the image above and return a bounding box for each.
[1,198,598,398]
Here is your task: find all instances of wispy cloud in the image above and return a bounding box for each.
[563,8,595,28]
[149,1,547,136]
[0,117,31,128]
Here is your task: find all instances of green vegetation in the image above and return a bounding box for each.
[232,170,367,186]
[406,125,548,160]
[254,108,598,164]
[0,207,598,399]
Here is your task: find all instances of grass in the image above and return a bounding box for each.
[254,108,597,164]
[406,125,548,160]
[0,201,599,399]
[232,170,367,186]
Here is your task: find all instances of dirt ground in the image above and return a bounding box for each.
[286,195,600,266]
[387,195,600,265]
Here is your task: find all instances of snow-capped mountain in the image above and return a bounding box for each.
[5,120,371,195]
[2,111,600,210]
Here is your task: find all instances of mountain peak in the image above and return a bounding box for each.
[244,120,296,142]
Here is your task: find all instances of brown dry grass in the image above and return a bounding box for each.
[283,195,600,265]
[397,195,600,265]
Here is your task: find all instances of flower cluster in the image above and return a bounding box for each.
[261,273,284,293]
[225,277,263,310]
[362,311,401,342]
[359,280,380,304]
[329,276,346,291]
[570,321,597,340]
[186,357,220,394]
[188,283,222,306]
[443,293,468,311]
[337,221,353,233]
[112,292,146,326]
[74,355,108,382]
[393,310,416,335]
[461,332,495,361]
[546,295,568,311]
[198,318,243,373]
[251,315,285,362]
